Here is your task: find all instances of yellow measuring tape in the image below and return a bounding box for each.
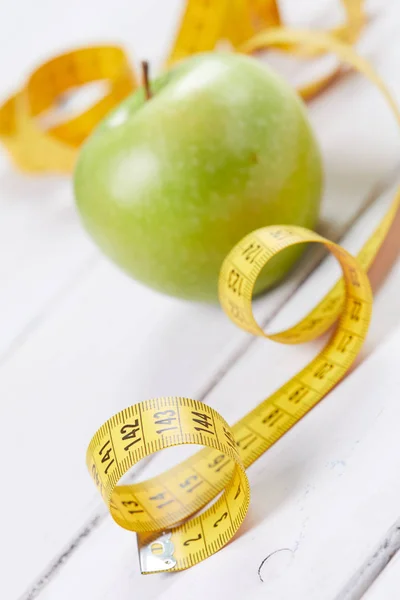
[0,46,135,172]
[0,0,364,172]
[86,31,400,574]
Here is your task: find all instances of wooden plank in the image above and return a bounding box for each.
[5,163,397,600]
[15,183,400,600]
[2,1,400,598]
[363,548,400,600]
[34,293,400,600]
[0,0,179,362]
[0,0,393,363]
[154,323,400,600]
[0,173,94,359]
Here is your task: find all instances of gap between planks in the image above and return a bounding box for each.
[0,0,393,377]
[335,519,400,600]
[0,253,99,368]
[18,165,400,600]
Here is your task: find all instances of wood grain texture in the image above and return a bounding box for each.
[0,0,175,363]
[363,545,400,600]
[0,0,399,599]
[30,188,400,600]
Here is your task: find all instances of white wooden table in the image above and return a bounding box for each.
[1,1,400,599]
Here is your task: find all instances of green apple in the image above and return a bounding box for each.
[74,52,323,302]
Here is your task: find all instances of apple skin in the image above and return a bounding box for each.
[74,52,323,302]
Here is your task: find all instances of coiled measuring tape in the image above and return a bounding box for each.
[0,0,364,172]
[0,46,135,172]
[86,31,400,574]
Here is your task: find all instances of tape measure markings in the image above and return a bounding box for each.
[87,395,251,573]
[87,215,374,572]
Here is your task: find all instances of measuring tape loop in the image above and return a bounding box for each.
[0,46,135,172]
[87,398,249,573]
[240,28,400,342]
[0,1,366,172]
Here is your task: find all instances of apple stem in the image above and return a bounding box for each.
[141,60,152,101]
